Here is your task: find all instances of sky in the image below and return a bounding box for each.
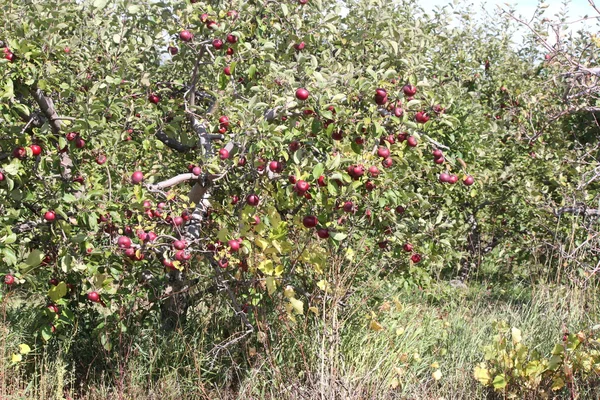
[414,0,599,45]
[422,0,595,18]
[421,0,598,30]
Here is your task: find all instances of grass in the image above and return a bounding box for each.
[1,278,599,399]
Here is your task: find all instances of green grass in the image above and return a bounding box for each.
[2,279,599,399]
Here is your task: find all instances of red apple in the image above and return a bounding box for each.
[131,171,144,184]
[219,148,229,160]
[332,131,344,141]
[415,111,429,123]
[226,34,237,44]
[66,132,77,141]
[374,88,388,105]
[173,216,184,226]
[317,175,326,187]
[213,39,224,49]
[295,88,309,101]
[403,243,413,252]
[87,291,100,303]
[179,30,193,42]
[229,239,240,252]
[192,166,201,175]
[269,161,282,172]
[148,94,160,104]
[117,236,132,249]
[219,115,230,128]
[12,147,26,159]
[303,215,318,228]
[44,211,56,222]
[432,149,443,159]
[343,201,354,213]
[317,228,329,239]
[382,158,393,168]
[403,84,417,96]
[289,141,300,152]
[30,144,42,156]
[75,137,85,148]
[463,175,475,186]
[96,154,107,165]
[368,166,379,177]
[168,46,178,55]
[411,254,422,263]
[4,275,14,285]
[407,136,418,147]
[377,147,390,158]
[439,173,450,183]
[224,66,231,76]
[295,180,310,193]
[448,175,459,184]
[294,42,305,51]
[247,194,260,206]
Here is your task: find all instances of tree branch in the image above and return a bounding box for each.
[556,206,600,217]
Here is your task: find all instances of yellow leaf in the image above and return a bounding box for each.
[284,285,295,298]
[317,279,330,292]
[432,369,442,380]
[552,377,565,391]
[271,239,282,254]
[266,206,282,229]
[308,306,319,315]
[369,320,384,331]
[258,260,274,275]
[396,327,405,335]
[11,354,22,363]
[474,363,491,385]
[274,264,284,276]
[511,327,522,344]
[255,237,269,250]
[431,361,439,369]
[18,344,31,355]
[345,247,355,261]
[289,297,304,315]
[390,377,400,389]
[266,277,277,295]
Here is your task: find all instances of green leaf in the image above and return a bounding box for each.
[25,249,45,267]
[60,255,73,273]
[281,3,289,16]
[312,163,324,180]
[3,248,17,266]
[492,374,506,390]
[93,0,109,8]
[331,232,347,241]
[48,282,68,302]
[40,325,53,341]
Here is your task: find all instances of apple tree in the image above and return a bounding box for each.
[2,0,589,366]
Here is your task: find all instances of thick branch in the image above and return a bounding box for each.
[155,129,193,153]
[556,206,600,217]
[30,88,62,134]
